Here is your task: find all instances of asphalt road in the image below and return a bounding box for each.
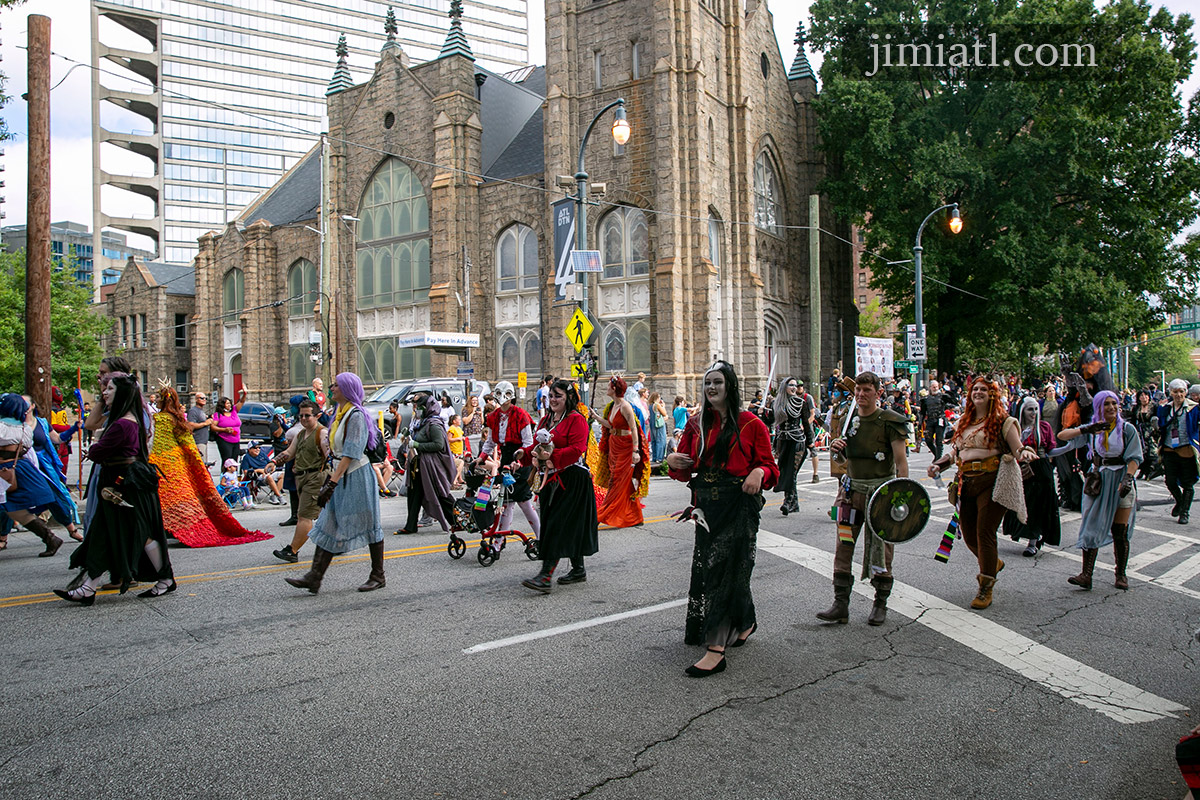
[1,449,1196,800]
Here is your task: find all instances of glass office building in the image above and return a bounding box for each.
[90,0,528,284]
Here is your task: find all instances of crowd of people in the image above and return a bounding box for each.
[3,345,1196,678]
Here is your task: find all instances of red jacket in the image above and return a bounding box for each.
[485,404,534,466]
[536,411,589,470]
[669,410,779,489]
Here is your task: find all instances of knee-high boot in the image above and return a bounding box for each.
[285,547,334,594]
[1067,548,1097,590]
[1112,524,1130,590]
[24,517,63,558]
[816,572,854,624]
[867,575,893,626]
[1180,487,1194,525]
[358,541,386,592]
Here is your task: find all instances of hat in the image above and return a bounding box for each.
[274,406,287,415]
[840,376,856,393]
[223,458,238,469]
[795,378,805,387]
[248,441,264,449]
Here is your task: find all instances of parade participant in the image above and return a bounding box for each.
[394,392,457,536]
[472,381,541,541]
[81,356,133,532]
[770,377,807,516]
[819,372,909,625]
[592,376,649,527]
[1001,397,1060,557]
[148,386,270,547]
[1053,372,1093,512]
[824,376,858,479]
[521,380,599,592]
[1054,390,1142,589]
[1131,389,1163,481]
[1040,384,1060,432]
[285,372,386,594]
[1157,379,1199,525]
[918,379,950,459]
[278,394,307,526]
[929,377,1029,609]
[270,400,330,563]
[0,397,68,556]
[49,387,73,469]
[54,374,175,603]
[11,394,82,541]
[667,361,778,676]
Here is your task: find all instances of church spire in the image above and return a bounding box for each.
[439,0,474,61]
[788,22,815,82]
[382,6,400,54]
[327,33,354,95]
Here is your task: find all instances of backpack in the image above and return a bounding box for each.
[366,433,387,464]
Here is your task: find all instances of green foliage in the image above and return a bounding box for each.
[0,1,29,142]
[857,296,894,338]
[809,0,1200,375]
[0,249,113,394]
[1129,332,1199,388]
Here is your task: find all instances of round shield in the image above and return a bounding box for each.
[867,478,932,543]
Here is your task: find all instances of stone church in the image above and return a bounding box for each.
[191,0,855,403]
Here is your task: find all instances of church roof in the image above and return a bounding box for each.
[239,146,321,229]
[439,0,474,60]
[789,24,815,82]
[478,65,546,181]
[143,261,195,296]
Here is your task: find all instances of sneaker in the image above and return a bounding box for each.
[418,515,435,527]
[272,494,284,505]
[811,475,820,484]
[273,545,298,563]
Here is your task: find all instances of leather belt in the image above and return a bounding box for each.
[293,467,325,476]
[612,430,632,437]
[1098,456,1126,466]
[957,455,1000,475]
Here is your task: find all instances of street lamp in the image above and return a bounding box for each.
[572,97,630,404]
[913,202,961,391]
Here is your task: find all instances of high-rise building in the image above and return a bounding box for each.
[90,0,529,293]
[2,220,152,289]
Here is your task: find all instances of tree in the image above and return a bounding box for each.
[808,0,1200,376]
[857,296,894,338]
[0,0,29,143]
[0,249,113,394]
[1129,332,1199,389]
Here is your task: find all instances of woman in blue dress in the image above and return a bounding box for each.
[0,394,75,555]
[285,372,385,594]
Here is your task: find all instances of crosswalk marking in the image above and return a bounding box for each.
[1127,539,1193,572]
[758,530,1188,725]
[1154,551,1200,587]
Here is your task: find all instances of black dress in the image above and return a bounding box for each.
[69,418,173,591]
[535,412,599,562]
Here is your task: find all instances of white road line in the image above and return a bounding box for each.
[462,599,686,654]
[1155,551,1200,587]
[1128,539,1194,572]
[758,530,1188,724]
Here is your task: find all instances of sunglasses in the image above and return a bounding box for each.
[299,414,315,419]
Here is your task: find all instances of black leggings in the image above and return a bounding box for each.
[215,438,240,465]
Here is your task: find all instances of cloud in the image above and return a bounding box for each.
[3,135,94,229]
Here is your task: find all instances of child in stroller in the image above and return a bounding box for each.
[448,459,539,566]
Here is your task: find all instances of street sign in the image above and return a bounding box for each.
[908,336,927,361]
[1170,322,1200,332]
[457,361,474,377]
[908,365,919,374]
[564,307,594,353]
[570,250,603,273]
[570,363,585,378]
[517,372,527,389]
[896,360,914,369]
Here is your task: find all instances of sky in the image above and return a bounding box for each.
[0,0,1197,249]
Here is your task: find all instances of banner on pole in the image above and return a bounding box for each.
[552,198,576,301]
[854,336,894,377]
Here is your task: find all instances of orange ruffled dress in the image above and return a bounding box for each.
[149,412,272,547]
[595,403,650,528]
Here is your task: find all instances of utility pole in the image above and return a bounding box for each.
[25,15,52,413]
[808,194,821,396]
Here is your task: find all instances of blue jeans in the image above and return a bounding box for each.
[651,425,666,462]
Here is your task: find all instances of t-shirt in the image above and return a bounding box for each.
[241,449,271,473]
[447,424,464,456]
[673,406,688,433]
[187,404,210,446]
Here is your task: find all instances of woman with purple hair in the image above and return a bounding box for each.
[1053,389,1142,590]
[285,372,385,594]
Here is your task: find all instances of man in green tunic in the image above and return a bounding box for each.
[817,372,910,626]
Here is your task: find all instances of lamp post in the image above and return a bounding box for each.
[571,97,629,405]
[912,202,961,391]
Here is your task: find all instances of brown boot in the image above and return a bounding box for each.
[867,575,893,626]
[1112,525,1129,590]
[285,547,334,594]
[816,572,854,624]
[970,574,996,609]
[1067,548,1097,590]
[25,518,63,558]
[357,541,386,592]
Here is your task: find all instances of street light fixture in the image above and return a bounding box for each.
[913,202,961,391]
[572,97,629,405]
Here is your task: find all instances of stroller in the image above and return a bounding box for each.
[448,462,539,567]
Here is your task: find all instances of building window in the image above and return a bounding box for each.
[138,314,147,348]
[175,313,188,348]
[753,151,783,236]
[859,294,867,307]
[631,41,640,80]
[222,268,245,316]
[707,118,715,161]
[496,224,539,292]
[175,369,189,393]
[356,158,431,310]
[600,320,651,374]
[287,258,319,318]
[357,339,430,385]
[495,224,541,378]
[121,316,129,348]
[708,214,722,270]
[600,206,650,279]
[593,50,602,90]
[858,273,866,287]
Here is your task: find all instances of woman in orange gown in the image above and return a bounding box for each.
[591,376,649,527]
[149,387,272,548]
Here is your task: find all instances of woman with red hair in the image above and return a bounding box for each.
[591,375,649,528]
[929,377,1029,609]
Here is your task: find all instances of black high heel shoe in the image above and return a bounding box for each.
[53,588,96,606]
[730,622,757,648]
[138,580,177,598]
[685,647,727,677]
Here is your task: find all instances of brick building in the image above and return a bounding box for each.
[101,257,196,393]
[192,0,856,403]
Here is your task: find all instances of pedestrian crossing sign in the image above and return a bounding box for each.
[564,307,594,353]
